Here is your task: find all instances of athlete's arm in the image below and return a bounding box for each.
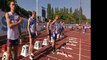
[5,13,22,28]
[50,20,56,32]
[27,18,31,37]
[47,22,49,34]
[35,21,37,31]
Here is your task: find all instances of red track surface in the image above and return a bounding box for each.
[0,29,91,60]
[38,29,91,60]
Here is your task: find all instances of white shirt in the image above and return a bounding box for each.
[7,12,19,40]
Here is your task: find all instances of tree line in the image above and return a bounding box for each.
[0,0,32,18]
[47,3,89,24]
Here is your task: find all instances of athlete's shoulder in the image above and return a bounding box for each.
[5,12,9,16]
[5,12,11,18]
[47,22,49,24]
[28,17,31,22]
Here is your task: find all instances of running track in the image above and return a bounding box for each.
[0,28,91,60]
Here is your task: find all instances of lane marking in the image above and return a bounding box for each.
[82,42,91,45]
[66,51,90,59]
[79,39,81,60]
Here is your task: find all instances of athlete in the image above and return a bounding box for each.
[27,11,37,60]
[50,15,61,54]
[47,19,52,43]
[5,1,23,60]
[60,21,65,38]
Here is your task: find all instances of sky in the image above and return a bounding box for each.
[17,0,91,19]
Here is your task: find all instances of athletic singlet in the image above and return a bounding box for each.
[7,12,19,40]
[29,17,36,33]
[53,21,61,34]
[61,24,64,31]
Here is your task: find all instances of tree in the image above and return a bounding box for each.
[51,7,54,20]
[63,7,66,13]
[66,8,69,14]
[82,14,87,22]
[46,4,88,24]
[55,7,60,16]
[70,7,72,14]
[73,9,80,23]
[79,7,83,23]
[27,11,32,16]
[47,3,51,19]
[79,7,83,16]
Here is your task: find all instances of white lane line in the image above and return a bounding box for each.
[46,55,58,60]
[66,51,90,59]
[59,48,90,58]
[66,43,91,48]
[66,45,90,52]
[43,54,61,60]
[61,39,90,59]
[41,48,61,60]
[79,39,81,60]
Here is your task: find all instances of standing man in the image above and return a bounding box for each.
[47,19,51,43]
[5,1,23,60]
[27,11,37,60]
[60,21,65,38]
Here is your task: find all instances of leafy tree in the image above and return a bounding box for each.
[47,3,51,19]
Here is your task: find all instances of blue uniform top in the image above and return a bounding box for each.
[53,21,61,34]
[29,17,36,33]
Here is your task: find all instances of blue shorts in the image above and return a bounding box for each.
[31,32,36,38]
[61,27,64,33]
[52,32,57,40]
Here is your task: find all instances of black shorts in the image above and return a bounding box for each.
[31,32,36,38]
[7,39,19,47]
[48,30,51,36]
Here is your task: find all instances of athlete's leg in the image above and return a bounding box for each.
[12,39,19,60]
[29,33,35,59]
[29,36,33,56]
[52,33,57,54]
[7,39,12,60]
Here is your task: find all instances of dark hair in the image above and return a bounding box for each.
[9,0,15,5]
[32,11,36,14]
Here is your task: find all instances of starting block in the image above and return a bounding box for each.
[34,41,42,50]
[42,38,49,46]
[2,51,14,60]
[20,44,29,57]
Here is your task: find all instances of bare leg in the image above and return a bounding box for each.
[7,46,11,60]
[13,45,18,60]
[29,38,32,56]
